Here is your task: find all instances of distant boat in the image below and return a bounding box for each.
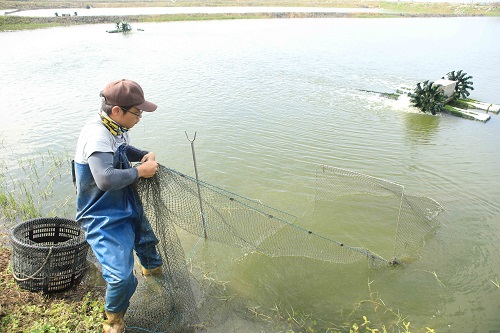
[106,20,132,33]
[4,9,21,14]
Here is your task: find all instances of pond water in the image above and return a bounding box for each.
[1,17,499,332]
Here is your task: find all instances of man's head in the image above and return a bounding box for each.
[100,79,157,128]
[101,79,157,112]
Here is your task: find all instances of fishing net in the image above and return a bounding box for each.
[314,165,444,262]
[124,163,445,332]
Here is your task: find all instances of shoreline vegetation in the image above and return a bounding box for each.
[0,0,499,31]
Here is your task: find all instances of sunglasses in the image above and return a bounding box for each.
[120,106,143,118]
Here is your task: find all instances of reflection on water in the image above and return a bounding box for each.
[1,17,500,332]
[404,112,441,144]
[306,197,400,260]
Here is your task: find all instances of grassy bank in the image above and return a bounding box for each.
[1,0,499,31]
[0,248,105,332]
[1,0,404,10]
[0,0,497,11]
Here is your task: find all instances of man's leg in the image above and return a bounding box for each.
[134,214,163,274]
[86,219,137,332]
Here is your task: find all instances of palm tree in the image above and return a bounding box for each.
[446,70,474,99]
[409,80,446,115]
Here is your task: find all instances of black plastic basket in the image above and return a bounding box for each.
[10,217,89,293]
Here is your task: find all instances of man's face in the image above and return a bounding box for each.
[117,106,143,128]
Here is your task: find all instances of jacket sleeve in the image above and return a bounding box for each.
[88,152,139,191]
[126,145,149,162]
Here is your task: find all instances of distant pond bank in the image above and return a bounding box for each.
[0,8,489,31]
[3,6,385,17]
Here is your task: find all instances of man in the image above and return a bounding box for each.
[74,79,163,333]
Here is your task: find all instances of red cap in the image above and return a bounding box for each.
[102,79,157,112]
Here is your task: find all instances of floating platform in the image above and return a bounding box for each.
[464,100,500,114]
[396,85,495,123]
[444,105,491,122]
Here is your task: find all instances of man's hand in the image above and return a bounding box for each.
[136,159,158,178]
[141,152,156,163]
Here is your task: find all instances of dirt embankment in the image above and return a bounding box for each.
[0,10,489,28]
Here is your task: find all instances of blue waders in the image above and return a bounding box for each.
[75,143,162,313]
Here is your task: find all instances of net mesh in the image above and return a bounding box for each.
[315,165,443,262]
[122,163,445,332]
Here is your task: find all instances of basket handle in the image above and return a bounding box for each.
[11,247,53,281]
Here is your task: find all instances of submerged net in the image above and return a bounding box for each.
[315,165,444,262]
[124,163,445,332]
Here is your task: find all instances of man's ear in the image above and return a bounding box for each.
[111,105,122,116]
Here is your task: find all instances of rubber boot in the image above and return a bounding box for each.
[103,310,125,333]
[141,266,163,277]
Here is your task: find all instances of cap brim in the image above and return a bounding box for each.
[135,100,157,112]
